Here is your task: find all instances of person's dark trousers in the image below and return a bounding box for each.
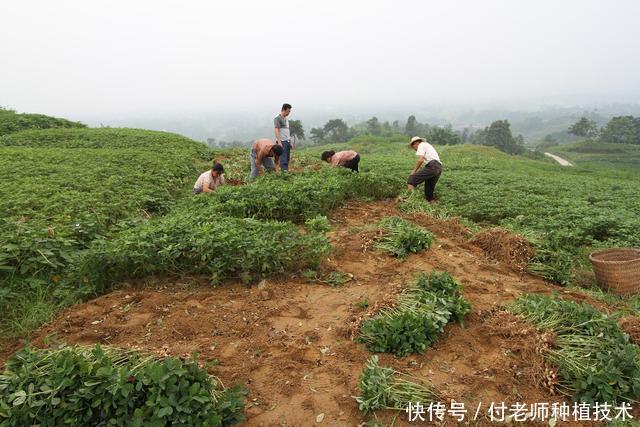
[279,140,291,171]
[407,160,442,201]
[343,154,360,172]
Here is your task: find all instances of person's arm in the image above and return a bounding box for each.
[274,117,282,145]
[274,127,282,145]
[411,158,424,174]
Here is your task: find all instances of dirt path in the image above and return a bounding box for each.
[544,152,573,166]
[2,200,603,426]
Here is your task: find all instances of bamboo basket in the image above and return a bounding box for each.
[589,248,640,296]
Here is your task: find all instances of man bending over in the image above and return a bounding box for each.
[250,138,283,179]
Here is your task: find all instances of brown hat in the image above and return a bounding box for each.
[408,136,424,147]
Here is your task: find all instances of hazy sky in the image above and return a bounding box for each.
[2,0,639,119]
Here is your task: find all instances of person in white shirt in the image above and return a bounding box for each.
[193,162,225,194]
[407,136,442,202]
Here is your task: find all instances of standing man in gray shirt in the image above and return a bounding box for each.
[274,103,293,172]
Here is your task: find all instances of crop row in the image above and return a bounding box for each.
[67,168,403,296]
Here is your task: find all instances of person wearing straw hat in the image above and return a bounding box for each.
[407,136,442,202]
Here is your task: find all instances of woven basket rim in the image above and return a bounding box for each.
[589,248,640,264]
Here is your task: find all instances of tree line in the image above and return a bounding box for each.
[308,115,526,155]
[208,114,528,156]
[568,115,640,145]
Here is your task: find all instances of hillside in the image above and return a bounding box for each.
[0,127,210,344]
[0,108,86,136]
[1,125,639,425]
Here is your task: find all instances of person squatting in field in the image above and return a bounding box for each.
[193,162,225,194]
[274,103,293,172]
[407,136,442,202]
[320,150,360,172]
[249,138,284,179]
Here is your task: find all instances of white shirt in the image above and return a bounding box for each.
[194,171,225,192]
[416,142,441,164]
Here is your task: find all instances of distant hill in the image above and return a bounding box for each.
[0,108,86,136]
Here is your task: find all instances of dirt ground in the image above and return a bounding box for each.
[1,201,620,426]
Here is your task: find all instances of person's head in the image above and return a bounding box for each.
[271,144,284,156]
[408,136,424,151]
[321,150,335,162]
[211,162,224,177]
[281,103,292,117]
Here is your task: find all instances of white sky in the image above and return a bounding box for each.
[1,0,639,118]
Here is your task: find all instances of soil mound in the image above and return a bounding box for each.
[482,309,558,395]
[471,228,535,271]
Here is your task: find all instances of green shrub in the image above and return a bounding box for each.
[0,345,245,426]
[507,294,640,404]
[304,215,331,233]
[373,216,434,258]
[357,272,470,356]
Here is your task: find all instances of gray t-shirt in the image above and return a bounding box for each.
[274,114,290,141]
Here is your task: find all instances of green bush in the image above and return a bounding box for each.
[0,345,246,426]
[304,215,331,233]
[507,294,640,403]
[357,272,470,356]
[373,216,434,258]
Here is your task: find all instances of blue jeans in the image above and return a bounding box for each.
[279,140,291,171]
[249,148,276,179]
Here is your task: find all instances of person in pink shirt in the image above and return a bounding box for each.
[320,150,360,172]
